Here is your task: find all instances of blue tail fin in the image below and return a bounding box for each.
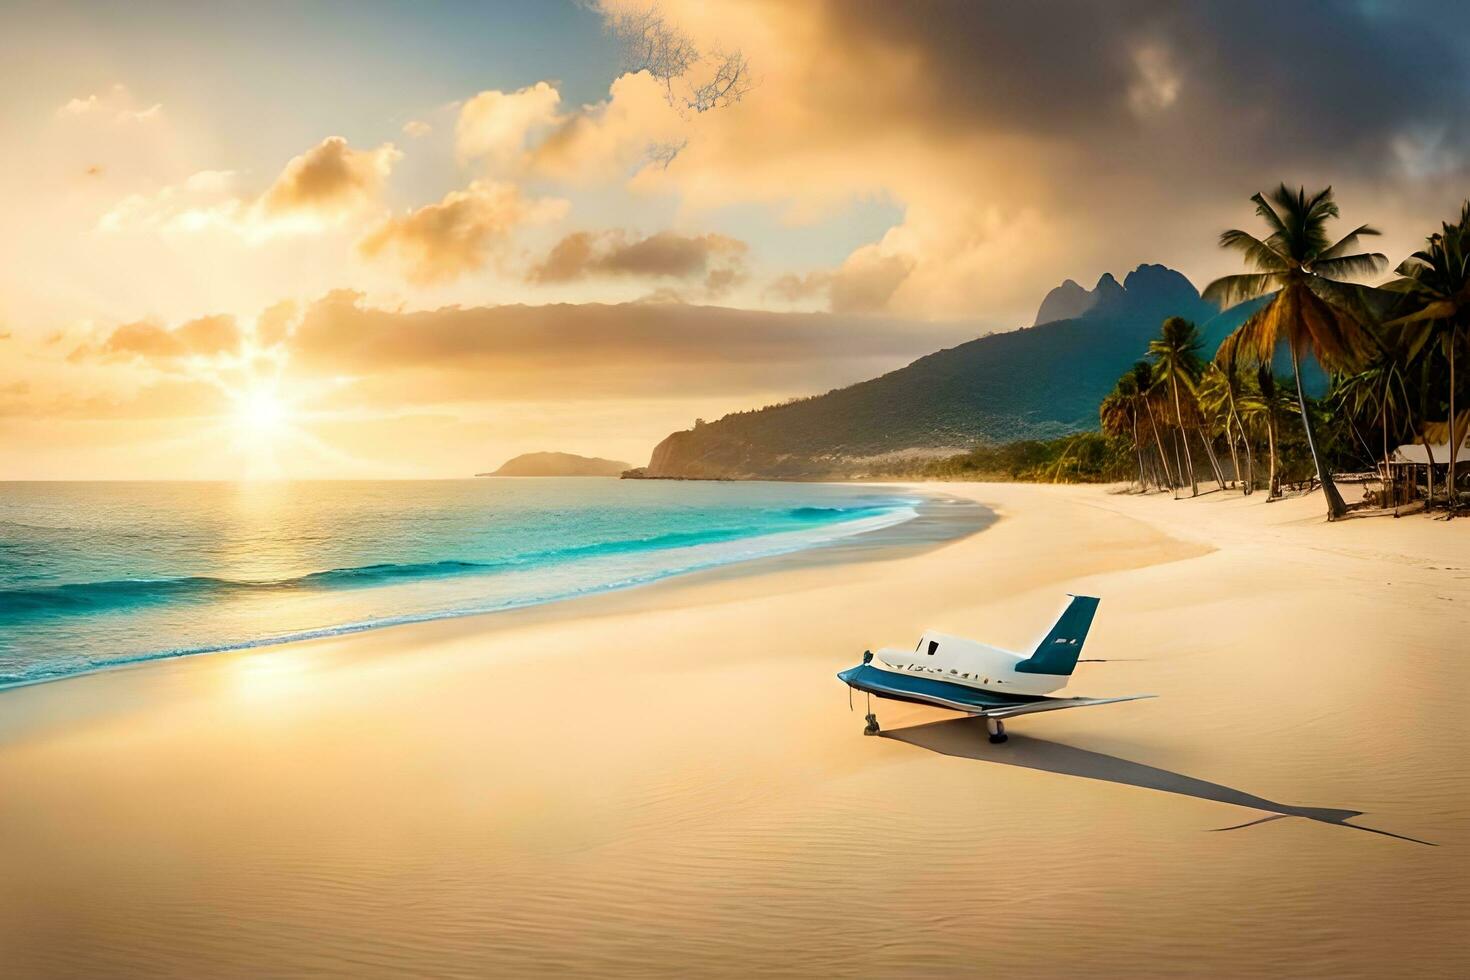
[1014,595,1099,676]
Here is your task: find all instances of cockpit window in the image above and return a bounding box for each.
[927,640,939,656]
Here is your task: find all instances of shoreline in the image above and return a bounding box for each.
[0,487,987,693]
[0,487,989,695]
[1,482,1464,977]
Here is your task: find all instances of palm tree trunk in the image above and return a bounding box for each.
[1170,427,1185,497]
[1199,426,1227,490]
[1223,419,1242,492]
[1130,409,1146,492]
[1225,387,1253,494]
[1170,376,1198,496]
[1449,339,1459,515]
[1243,418,1256,493]
[1145,400,1175,489]
[1290,345,1348,520]
[1381,396,1391,512]
[1425,440,1436,509]
[1266,416,1279,500]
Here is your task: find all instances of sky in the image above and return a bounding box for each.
[2,0,1468,479]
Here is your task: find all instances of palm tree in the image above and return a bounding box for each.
[1100,384,1144,490]
[1103,373,1149,491]
[1149,316,1206,497]
[1204,184,1387,520]
[1333,351,1414,508]
[1130,360,1174,491]
[1192,393,1232,490]
[1240,367,1298,499]
[1198,365,1244,492]
[1210,351,1256,493]
[1383,201,1470,513]
[1045,434,1089,484]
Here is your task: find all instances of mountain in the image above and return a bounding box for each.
[480,452,631,477]
[640,264,1235,480]
[1032,271,1138,325]
[1032,278,1095,324]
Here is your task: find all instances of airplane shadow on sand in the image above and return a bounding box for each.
[884,717,1434,846]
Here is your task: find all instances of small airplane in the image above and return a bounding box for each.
[837,595,1153,743]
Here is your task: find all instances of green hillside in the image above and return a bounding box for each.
[642,265,1265,479]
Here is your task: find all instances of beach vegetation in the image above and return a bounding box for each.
[1380,202,1470,514]
[1203,185,1388,519]
[1148,316,1206,498]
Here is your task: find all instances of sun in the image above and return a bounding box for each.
[231,385,290,437]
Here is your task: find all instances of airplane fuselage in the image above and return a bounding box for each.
[871,629,1071,698]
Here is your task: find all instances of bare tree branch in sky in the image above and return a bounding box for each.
[606,4,753,117]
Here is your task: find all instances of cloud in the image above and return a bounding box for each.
[530,71,684,183]
[260,136,401,217]
[97,314,242,362]
[402,119,432,139]
[766,271,829,305]
[57,84,163,125]
[455,82,562,168]
[285,290,970,400]
[702,264,745,297]
[359,181,568,284]
[255,300,299,348]
[1127,42,1182,117]
[765,247,915,314]
[96,136,401,241]
[0,376,228,422]
[829,246,916,314]
[529,229,747,286]
[565,0,1470,321]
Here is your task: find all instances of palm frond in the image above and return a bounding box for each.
[1394,249,1436,278]
[1317,223,1381,260]
[1202,272,1276,308]
[1311,251,1388,280]
[1303,185,1339,221]
[1296,286,1371,373]
[1252,190,1289,238]
[1129,360,1155,394]
[1217,229,1287,272]
[1228,292,1290,365]
[1382,299,1457,326]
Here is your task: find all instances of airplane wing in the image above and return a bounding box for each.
[972,694,1155,719]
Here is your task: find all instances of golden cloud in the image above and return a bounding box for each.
[764,247,916,314]
[456,82,562,168]
[358,181,568,284]
[99,314,242,361]
[96,136,401,241]
[529,229,747,286]
[254,300,299,348]
[285,290,968,400]
[530,71,684,183]
[260,136,401,217]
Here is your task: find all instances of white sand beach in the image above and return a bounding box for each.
[1,483,1465,978]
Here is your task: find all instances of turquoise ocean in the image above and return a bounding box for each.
[0,479,927,686]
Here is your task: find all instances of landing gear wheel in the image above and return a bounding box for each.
[986,718,1008,744]
[863,713,880,736]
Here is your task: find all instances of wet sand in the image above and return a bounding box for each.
[1,483,1465,977]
